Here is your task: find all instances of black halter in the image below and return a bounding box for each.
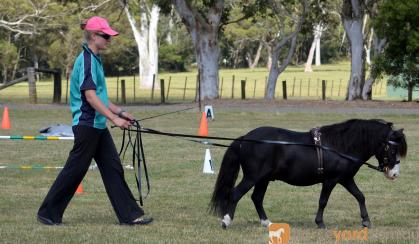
[379,130,400,172]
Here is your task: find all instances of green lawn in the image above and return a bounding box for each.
[0,62,389,104]
[0,106,418,243]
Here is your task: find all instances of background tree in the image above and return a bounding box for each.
[156,0,225,100]
[341,0,385,101]
[361,0,386,99]
[341,0,367,100]
[158,11,194,71]
[120,0,160,89]
[265,0,308,99]
[303,0,340,72]
[222,6,266,69]
[373,0,419,101]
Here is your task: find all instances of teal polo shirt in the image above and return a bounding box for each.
[70,44,109,129]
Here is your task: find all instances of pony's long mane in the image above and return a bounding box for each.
[319,119,395,157]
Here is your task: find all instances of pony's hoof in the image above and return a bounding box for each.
[317,223,326,229]
[221,214,232,229]
[261,219,272,227]
[221,222,227,229]
[362,220,371,228]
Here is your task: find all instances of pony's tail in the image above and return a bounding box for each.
[209,138,242,217]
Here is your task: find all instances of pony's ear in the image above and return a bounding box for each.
[387,122,394,127]
[398,128,404,133]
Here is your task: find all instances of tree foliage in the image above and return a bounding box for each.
[373,0,419,101]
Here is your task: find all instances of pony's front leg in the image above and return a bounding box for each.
[340,178,371,228]
[315,180,337,228]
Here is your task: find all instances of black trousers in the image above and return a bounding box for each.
[38,125,143,224]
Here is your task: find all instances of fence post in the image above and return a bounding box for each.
[264,76,268,97]
[65,71,70,104]
[317,78,320,97]
[307,78,311,97]
[160,79,165,104]
[241,80,246,100]
[166,76,171,100]
[299,79,302,97]
[53,69,62,103]
[331,80,334,97]
[183,76,188,100]
[282,80,287,100]
[151,74,156,100]
[133,74,136,102]
[27,67,37,104]
[253,79,257,98]
[322,80,326,101]
[195,73,199,101]
[121,79,126,104]
[292,77,296,96]
[231,75,235,99]
[338,79,342,97]
[116,74,119,102]
[220,77,224,99]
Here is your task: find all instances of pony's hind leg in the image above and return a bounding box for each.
[251,179,271,227]
[222,177,255,229]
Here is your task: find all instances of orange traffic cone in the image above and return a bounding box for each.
[1,106,10,129]
[76,183,84,194]
[198,112,208,136]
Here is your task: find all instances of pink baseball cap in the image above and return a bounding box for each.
[84,16,118,36]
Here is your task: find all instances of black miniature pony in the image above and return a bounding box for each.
[210,119,407,229]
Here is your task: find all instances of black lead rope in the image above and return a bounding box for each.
[118,120,150,206]
[124,125,383,172]
[117,118,384,205]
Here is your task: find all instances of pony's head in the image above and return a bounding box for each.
[374,122,407,180]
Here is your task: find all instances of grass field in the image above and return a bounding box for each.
[0,104,418,243]
[0,63,389,104]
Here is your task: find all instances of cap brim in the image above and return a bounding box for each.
[102,28,119,36]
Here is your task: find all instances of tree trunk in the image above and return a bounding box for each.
[34,53,40,82]
[365,28,373,65]
[265,0,307,99]
[305,36,317,72]
[266,54,280,98]
[172,0,222,100]
[246,42,262,69]
[2,64,7,83]
[305,23,323,72]
[166,7,174,44]
[149,5,160,87]
[342,0,365,100]
[122,1,160,89]
[362,34,386,100]
[195,29,219,100]
[266,33,299,99]
[315,36,321,66]
[11,48,21,80]
[407,81,413,102]
[138,2,151,88]
[345,18,365,100]
[339,30,346,53]
[265,43,273,70]
[233,41,243,68]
